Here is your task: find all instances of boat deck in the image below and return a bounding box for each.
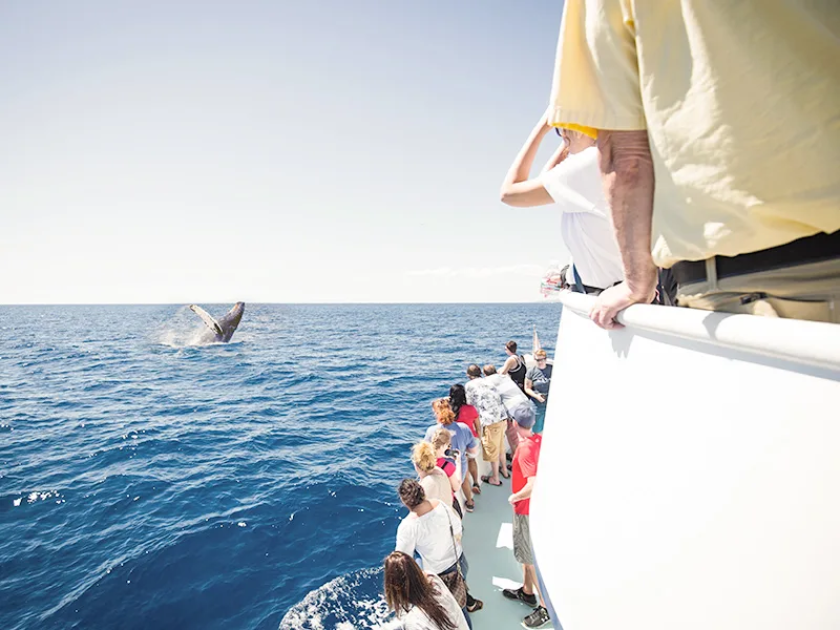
[461,476,555,630]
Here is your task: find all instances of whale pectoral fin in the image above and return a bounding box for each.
[189,304,223,336]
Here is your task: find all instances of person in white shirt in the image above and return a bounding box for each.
[383,551,469,630]
[395,479,482,624]
[500,113,624,293]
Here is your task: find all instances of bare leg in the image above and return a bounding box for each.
[490,461,500,484]
[499,451,510,478]
[461,478,474,505]
[468,458,480,489]
[506,418,520,454]
[524,564,542,599]
[522,565,535,596]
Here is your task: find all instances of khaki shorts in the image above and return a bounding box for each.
[676,257,840,323]
[481,421,506,462]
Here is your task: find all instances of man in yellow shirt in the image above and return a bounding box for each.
[548,0,840,327]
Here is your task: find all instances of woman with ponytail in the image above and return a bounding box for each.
[383,551,467,630]
[412,441,456,509]
[425,398,478,513]
[448,384,482,497]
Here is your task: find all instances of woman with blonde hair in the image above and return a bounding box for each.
[383,550,468,630]
[425,398,478,513]
[412,441,455,507]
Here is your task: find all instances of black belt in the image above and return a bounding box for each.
[671,230,840,286]
[572,284,604,295]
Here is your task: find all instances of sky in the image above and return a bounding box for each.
[1,1,569,304]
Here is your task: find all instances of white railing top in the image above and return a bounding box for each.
[559,291,840,372]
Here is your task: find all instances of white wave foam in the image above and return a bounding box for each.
[279,568,401,630]
[152,306,225,348]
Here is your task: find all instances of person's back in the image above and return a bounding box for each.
[552,1,840,266]
[550,1,840,323]
[420,468,453,505]
[396,500,463,574]
[464,378,505,427]
[485,372,529,411]
[403,574,469,630]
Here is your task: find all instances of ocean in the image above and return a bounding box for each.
[0,303,561,630]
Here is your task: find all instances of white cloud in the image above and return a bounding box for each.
[406,264,544,279]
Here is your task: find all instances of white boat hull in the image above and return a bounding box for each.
[531,293,840,630]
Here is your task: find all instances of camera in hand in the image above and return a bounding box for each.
[444,448,459,458]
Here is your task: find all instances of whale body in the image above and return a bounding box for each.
[189,302,245,343]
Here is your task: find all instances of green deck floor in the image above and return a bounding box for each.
[459,477,555,630]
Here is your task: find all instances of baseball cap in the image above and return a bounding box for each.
[510,402,536,429]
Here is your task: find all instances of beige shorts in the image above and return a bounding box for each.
[676,257,840,323]
[481,421,506,462]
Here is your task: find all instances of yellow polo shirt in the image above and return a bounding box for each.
[548,0,840,268]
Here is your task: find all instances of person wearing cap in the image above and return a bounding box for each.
[500,112,624,295]
[503,404,551,629]
[548,1,840,328]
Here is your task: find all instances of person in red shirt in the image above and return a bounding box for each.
[503,403,551,629]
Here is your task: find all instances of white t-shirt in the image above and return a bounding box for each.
[401,573,469,630]
[484,373,529,413]
[541,146,624,290]
[395,500,463,575]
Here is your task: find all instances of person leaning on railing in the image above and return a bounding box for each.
[548,0,840,328]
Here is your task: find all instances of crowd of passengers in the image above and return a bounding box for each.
[382,341,553,630]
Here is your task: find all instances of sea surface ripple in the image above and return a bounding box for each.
[0,303,561,630]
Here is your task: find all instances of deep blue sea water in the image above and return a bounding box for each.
[0,303,561,630]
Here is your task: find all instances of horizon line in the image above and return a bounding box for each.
[0,300,562,307]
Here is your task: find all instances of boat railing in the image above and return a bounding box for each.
[532,291,840,630]
[559,290,840,371]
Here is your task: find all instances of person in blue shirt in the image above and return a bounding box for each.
[425,398,479,511]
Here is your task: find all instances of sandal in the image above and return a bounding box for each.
[466,598,484,613]
[471,484,481,495]
[481,475,502,487]
[465,500,475,512]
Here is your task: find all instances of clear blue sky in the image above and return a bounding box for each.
[1,1,569,304]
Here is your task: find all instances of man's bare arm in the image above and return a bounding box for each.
[508,477,536,505]
[589,130,658,329]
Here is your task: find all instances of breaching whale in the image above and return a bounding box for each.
[189,302,245,343]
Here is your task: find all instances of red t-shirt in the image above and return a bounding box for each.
[456,404,480,438]
[512,433,542,516]
[436,457,457,499]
